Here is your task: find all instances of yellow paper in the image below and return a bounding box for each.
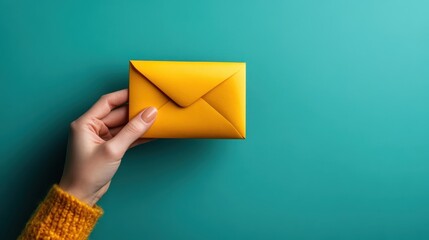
[129,60,246,138]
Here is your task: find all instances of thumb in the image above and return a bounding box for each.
[107,106,157,154]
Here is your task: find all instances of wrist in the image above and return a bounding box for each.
[58,182,100,207]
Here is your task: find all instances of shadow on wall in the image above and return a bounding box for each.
[0,73,219,239]
[1,126,67,239]
[0,69,129,239]
[2,134,212,239]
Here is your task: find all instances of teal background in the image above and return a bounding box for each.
[1,0,429,239]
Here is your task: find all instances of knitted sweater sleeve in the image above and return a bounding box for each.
[18,184,103,240]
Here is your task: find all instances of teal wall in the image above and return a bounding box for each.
[2,0,429,239]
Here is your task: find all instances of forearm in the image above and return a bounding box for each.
[19,185,103,240]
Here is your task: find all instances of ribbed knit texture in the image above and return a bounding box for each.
[19,184,103,240]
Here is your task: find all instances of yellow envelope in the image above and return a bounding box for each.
[129,60,246,138]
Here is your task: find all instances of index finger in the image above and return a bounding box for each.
[83,89,129,119]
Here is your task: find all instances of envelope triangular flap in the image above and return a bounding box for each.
[130,60,241,107]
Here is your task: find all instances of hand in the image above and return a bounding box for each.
[59,89,157,206]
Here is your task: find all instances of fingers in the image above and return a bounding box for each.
[109,126,154,147]
[102,105,128,128]
[105,107,157,156]
[84,89,129,119]
[109,125,123,137]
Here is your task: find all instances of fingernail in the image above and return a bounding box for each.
[141,107,157,123]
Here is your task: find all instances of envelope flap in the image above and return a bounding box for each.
[130,60,242,107]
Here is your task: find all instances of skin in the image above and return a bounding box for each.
[59,89,157,206]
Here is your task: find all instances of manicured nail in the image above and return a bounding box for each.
[141,107,158,123]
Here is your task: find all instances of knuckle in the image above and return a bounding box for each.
[126,120,145,134]
[70,120,81,131]
[99,94,114,108]
[99,94,110,104]
[100,94,109,100]
[102,142,123,159]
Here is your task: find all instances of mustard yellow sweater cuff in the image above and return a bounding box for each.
[19,184,103,240]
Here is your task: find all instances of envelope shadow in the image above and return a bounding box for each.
[124,138,220,185]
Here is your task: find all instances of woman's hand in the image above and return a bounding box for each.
[59,89,157,206]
